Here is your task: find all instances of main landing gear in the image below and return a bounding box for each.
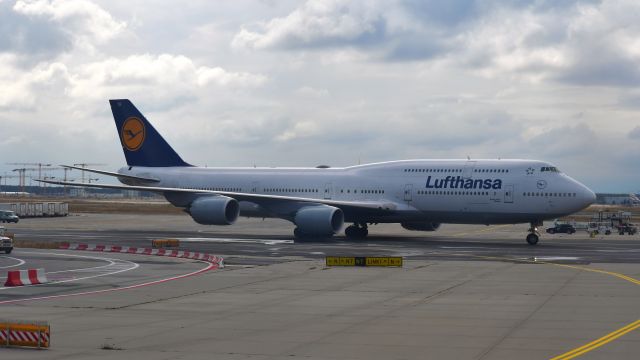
[526,221,542,245]
[345,223,368,239]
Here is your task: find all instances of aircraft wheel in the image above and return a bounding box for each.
[526,233,539,245]
[345,225,368,239]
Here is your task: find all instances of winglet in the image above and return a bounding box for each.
[110,99,192,167]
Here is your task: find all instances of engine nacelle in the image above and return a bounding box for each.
[189,196,240,225]
[294,205,344,236]
[401,222,441,232]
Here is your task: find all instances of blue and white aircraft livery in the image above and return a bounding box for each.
[42,99,596,245]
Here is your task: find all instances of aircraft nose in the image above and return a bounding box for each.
[576,182,596,209]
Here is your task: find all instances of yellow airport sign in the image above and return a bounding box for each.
[326,256,403,267]
[152,239,180,248]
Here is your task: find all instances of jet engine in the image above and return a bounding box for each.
[188,196,240,225]
[294,205,344,237]
[401,222,441,231]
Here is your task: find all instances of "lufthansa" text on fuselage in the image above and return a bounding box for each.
[425,176,502,190]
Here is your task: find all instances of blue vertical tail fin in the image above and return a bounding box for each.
[109,99,191,167]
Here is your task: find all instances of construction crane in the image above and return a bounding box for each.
[11,168,39,192]
[6,163,52,187]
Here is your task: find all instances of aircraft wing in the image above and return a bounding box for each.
[60,165,160,183]
[36,179,399,213]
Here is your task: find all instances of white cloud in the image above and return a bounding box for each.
[454,1,640,87]
[232,0,385,50]
[1,1,640,192]
[275,121,320,142]
[0,54,69,109]
[196,66,267,87]
[68,54,267,100]
[295,86,329,98]
[13,0,126,56]
[457,9,569,81]
[13,0,126,50]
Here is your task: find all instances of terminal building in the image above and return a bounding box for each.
[595,193,640,206]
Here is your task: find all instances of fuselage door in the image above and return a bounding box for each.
[463,161,477,179]
[324,183,332,200]
[404,184,413,202]
[504,184,514,203]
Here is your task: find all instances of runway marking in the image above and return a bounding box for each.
[0,257,217,305]
[438,246,487,249]
[0,251,139,291]
[423,251,640,358]
[546,263,640,359]
[550,319,640,360]
[0,256,26,269]
[179,237,293,245]
[533,256,581,262]
[466,253,640,359]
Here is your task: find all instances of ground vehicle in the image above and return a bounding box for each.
[617,224,638,235]
[0,226,14,254]
[546,224,576,234]
[0,210,19,223]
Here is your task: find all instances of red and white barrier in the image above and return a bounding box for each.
[0,322,50,348]
[4,269,48,287]
[58,243,224,268]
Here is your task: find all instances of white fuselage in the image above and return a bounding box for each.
[118,159,595,226]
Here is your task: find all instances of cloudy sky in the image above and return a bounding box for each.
[0,0,639,192]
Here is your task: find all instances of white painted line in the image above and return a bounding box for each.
[0,259,217,305]
[179,237,293,245]
[12,233,117,239]
[533,256,581,261]
[0,251,139,291]
[0,256,26,269]
[438,246,487,249]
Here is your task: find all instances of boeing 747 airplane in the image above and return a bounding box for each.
[41,99,596,245]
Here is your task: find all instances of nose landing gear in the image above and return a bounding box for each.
[345,223,368,239]
[526,221,542,245]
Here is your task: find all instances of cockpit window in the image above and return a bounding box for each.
[540,166,560,173]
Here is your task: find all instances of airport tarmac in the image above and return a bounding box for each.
[1,213,639,359]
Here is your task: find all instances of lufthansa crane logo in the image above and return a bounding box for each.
[537,180,547,189]
[121,117,145,151]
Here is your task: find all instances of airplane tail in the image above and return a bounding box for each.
[109,99,191,167]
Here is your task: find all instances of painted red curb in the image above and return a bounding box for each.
[0,243,224,304]
[57,243,224,267]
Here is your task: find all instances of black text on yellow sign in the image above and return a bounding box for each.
[325,256,403,267]
[152,239,180,248]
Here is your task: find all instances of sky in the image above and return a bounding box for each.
[0,0,639,192]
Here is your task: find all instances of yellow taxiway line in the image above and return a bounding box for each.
[547,263,640,359]
[470,256,640,359]
[550,319,640,360]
